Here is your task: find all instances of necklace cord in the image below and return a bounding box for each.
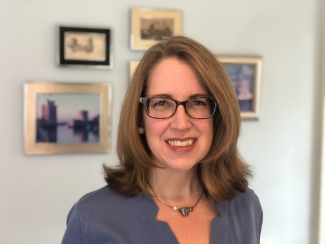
[148,182,203,216]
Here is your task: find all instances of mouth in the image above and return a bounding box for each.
[166,139,196,147]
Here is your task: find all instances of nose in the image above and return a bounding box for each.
[170,104,191,131]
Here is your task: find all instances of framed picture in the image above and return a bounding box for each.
[130,8,182,50]
[58,26,113,69]
[217,56,262,119]
[24,82,111,155]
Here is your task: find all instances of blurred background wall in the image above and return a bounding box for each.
[0,0,323,243]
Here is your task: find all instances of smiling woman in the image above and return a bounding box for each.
[61,36,263,244]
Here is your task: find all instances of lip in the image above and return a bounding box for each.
[165,138,197,153]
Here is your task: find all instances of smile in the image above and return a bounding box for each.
[166,139,195,147]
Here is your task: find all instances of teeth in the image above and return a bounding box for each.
[167,139,194,146]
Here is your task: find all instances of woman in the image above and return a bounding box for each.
[62,36,263,244]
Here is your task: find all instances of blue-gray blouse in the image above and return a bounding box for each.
[62,185,262,244]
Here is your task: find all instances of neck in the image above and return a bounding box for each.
[148,166,201,202]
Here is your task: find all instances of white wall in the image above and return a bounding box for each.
[0,0,322,243]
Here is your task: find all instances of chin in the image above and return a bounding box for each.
[164,160,199,172]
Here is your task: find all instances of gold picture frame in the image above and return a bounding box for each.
[130,8,182,50]
[129,61,140,79]
[217,56,262,120]
[24,82,111,155]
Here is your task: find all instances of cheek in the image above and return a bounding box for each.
[143,117,163,147]
[203,121,214,146]
[143,114,151,134]
[144,119,164,139]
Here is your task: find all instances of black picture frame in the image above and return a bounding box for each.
[58,26,113,69]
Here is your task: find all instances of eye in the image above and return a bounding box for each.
[188,99,207,107]
[193,100,206,106]
[151,98,174,108]
[154,100,168,107]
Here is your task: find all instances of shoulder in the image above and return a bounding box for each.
[231,188,262,210]
[73,185,130,214]
[218,188,263,243]
[226,188,262,218]
[77,185,121,203]
[227,188,263,229]
[217,188,263,227]
[65,185,141,234]
[62,186,125,243]
[62,186,156,243]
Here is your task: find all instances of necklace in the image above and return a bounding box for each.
[148,182,203,217]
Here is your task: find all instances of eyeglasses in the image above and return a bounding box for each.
[139,96,217,119]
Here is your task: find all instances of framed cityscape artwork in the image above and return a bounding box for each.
[130,8,182,50]
[217,56,262,119]
[58,26,113,69]
[24,82,111,155]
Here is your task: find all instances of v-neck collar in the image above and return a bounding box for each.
[130,192,229,244]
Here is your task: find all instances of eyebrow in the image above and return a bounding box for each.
[150,93,209,99]
[188,93,209,99]
[151,93,172,98]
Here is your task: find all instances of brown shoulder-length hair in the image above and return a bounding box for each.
[104,36,251,202]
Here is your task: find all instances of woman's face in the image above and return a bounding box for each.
[143,57,213,172]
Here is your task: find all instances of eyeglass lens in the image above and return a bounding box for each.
[145,97,216,119]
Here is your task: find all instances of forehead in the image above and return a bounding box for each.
[146,57,208,98]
